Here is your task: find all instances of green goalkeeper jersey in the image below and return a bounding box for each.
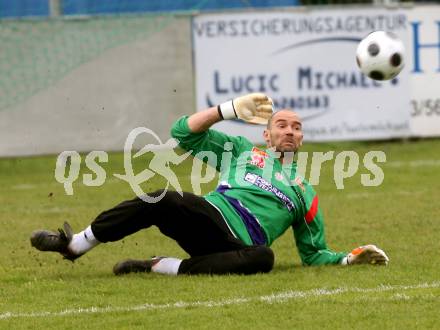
[171,116,346,266]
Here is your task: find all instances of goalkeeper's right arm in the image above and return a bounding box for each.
[187,93,274,133]
[187,106,222,133]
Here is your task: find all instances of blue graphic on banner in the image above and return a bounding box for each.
[411,21,440,73]
[272,37,362,55]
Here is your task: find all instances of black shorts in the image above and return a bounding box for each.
[90,190,274,274]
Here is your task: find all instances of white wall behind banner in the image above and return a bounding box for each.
[192,8,411,143]
[407,6,440,137]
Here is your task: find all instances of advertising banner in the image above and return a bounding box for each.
[192,8,411,142]
[407,6,440,137]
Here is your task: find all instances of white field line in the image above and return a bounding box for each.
[10,184,37,190]
[1,281,439,320]
[385,159,440,168]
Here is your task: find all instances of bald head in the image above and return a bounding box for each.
[266,109,302,129]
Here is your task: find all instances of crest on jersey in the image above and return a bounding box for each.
[293,176,305,192]
[275,172,284,181]
[249,147,268,169]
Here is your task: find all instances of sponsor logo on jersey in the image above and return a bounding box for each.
[244,172,295,212]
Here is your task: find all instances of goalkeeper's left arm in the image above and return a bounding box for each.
[292,205,389,266]
[292,206,346,266]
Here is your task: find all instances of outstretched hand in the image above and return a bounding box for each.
[346,244,389,265]
[218,93,274,125]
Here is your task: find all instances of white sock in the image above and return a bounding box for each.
[68,226,100,255]
[151,257,182,276]
[340,256,349,265]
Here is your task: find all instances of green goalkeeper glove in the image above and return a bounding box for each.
[342,244,389,265]
[218,93,273,125]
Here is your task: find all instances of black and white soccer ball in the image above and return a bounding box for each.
[356,31,405,81]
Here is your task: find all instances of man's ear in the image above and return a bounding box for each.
[263,129,271,147]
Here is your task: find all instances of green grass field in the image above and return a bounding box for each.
[1,139,440,329]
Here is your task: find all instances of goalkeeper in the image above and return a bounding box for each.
[30,93,389,276]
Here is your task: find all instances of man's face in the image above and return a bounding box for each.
[263,110,303,153]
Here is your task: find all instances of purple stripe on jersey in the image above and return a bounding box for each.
[216,185,266,245]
